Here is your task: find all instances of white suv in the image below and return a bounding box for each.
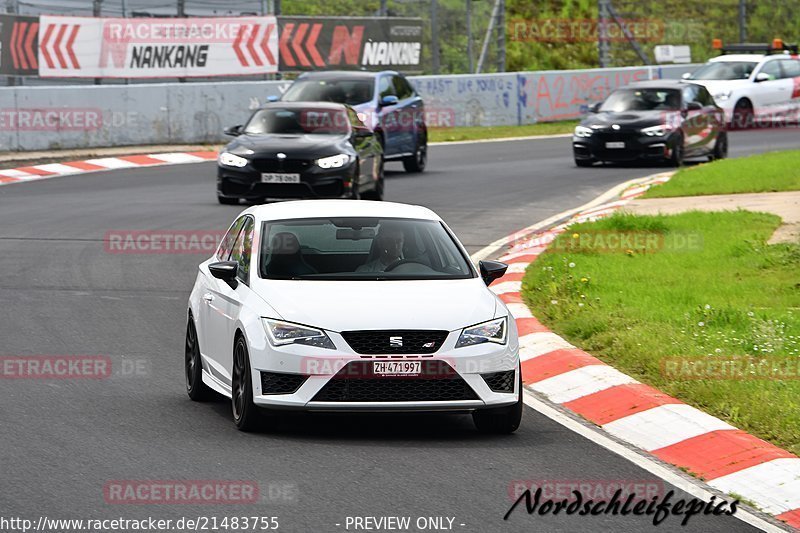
[684,43,800,128]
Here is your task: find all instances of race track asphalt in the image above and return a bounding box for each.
[1,128,797,532]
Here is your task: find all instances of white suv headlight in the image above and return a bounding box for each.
[218,152,249,168]
[574,125,593,138]
[455,317,507,348]
[262,319,335,349]
[315,154,352,169]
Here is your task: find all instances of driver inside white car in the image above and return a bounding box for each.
[356,224,405,273]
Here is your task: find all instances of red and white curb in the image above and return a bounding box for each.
[497,173,800,529]
[0,151,218,186]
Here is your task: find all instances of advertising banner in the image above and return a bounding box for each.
[37,16,278,78]
[277,17,423,72]
[0,15,40,76]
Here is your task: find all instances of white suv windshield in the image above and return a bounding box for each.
[690,61,758,80]
[259,217,474,280]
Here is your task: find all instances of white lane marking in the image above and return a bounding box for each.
[506,262,529,274]
[83,157,139,169]
[0,169,35,178]
[471,171,676,263]
[505,302,533,319]
[531,364,636,403]
[602,404,735,452]
[709,458,800,516]
[519,332,574,361]
[490,280,521,295]
[30,163,83,175]
[521,391,785,532]
[498,249,545,262]
[147,152,205,164]
[430,133,573,146]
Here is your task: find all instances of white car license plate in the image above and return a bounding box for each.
[373,361,421,376]
[605,141,625,149]
[261,173,300,184]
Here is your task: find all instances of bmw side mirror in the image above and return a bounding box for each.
[588,102,601,113]
[479,260,508,286]
[224,125,243,137]
[266,95,280,102]
[380,95,399,107]
[209,261,239,288]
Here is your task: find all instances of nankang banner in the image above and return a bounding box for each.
[277,17,423,72]
[37,16,278,78]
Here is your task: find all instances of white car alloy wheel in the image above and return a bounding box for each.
[187,200,521,433]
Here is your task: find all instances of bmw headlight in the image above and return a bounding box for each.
[455,317,507,348]
[218,151,249,168]
[262,319,336,349]
[315,154,352,169]
[640,124,674,137]
[713,90,732,102]
[574,125,593,138]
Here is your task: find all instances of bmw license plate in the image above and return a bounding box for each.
[373,361,421,376]
[605,141,625,149]
[261,173,300,183]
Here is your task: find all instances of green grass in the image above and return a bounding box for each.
[644,150,800,198]
[522,210,800,456]
[428,121,578,143]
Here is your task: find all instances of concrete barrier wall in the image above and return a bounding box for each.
[0,64,697,152]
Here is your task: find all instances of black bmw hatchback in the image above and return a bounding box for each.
[217,102,384,204]
[573,80,727,167]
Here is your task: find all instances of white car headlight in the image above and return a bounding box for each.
[262,319,335,350]
[640,124,674,137]
[713,90,733,102]
[574,125,593,138]
[218,152,249,168]
[455,317,507,348]
[315,154,352,169]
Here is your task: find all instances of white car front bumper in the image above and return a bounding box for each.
[247,328,520,411]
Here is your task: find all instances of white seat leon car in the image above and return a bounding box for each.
[185,200,522,433]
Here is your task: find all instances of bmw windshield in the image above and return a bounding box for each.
[259,217,475,280]
[599,89,681,112]
[243,107,350,135]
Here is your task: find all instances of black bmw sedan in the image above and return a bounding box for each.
[217,103,384,204]
[572,80,727,167]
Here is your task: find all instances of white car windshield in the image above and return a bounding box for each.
[259,217,475,280]
[689,61,757,80]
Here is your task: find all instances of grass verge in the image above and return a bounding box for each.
[429,121,578,143]
[643,150,800,198]
[522,210,800,455]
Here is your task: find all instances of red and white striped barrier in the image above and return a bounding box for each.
[497,173,800,529]
[0,150,218,186]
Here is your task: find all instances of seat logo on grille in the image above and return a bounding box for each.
[389,336,403,347]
